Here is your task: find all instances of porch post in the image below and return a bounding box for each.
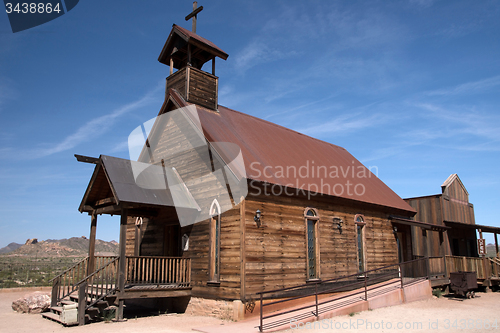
[423,229,431,280]
[87,212,97,276]
[134,218,141,257]
[495,233,499,258]
[478,229,483,257]
[117,208,128,321]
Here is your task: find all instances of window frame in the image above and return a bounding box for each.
[208,199,221,284]
[354,214,366,274]
[304,207,320,281]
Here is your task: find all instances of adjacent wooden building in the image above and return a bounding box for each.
[405,174,478,258]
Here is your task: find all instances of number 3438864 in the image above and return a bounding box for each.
[5,2,62,14]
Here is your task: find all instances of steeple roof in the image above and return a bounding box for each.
[158,24,228,70]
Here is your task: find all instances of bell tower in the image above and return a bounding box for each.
[158,2,228,111]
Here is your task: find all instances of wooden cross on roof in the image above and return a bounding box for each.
[185,1,203,34]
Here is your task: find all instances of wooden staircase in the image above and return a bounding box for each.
[43,290,118,325]
[43,257,119,325]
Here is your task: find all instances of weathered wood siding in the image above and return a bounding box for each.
[166,66,218,110]
[180,206,242,300]
[442,177,468,202]
[242,191,398,298]
[442,196,475,225]
[187,67,218,110]
[166,67,187,98]
[142,106,231,217]
[126,217,166,256]
[442,177,475,224]
[405,195,443,226]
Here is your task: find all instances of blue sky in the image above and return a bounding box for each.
[0,0,499,248]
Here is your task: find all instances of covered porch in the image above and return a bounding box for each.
[52,154,200,325]
[390,216,500,288]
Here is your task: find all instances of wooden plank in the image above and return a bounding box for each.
[117,208,127,320]
[87,212,97,276]
[94,197,116,207]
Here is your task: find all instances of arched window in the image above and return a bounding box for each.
[355,214,366,273]
[209,199,221,283]
[304,208,320,280]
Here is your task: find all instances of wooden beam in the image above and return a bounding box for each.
[120,288,191,299]
[422,229,431,280]
[74,154,99,164]
[94,197,116,207]
[87,212,97,276]
[478,229,483,257]
[95,204,121,215]
[495,233,499,258]
[117,207,128,321]
[127,208,159,218]
[239,197,246,301]
[185,5,203,21]
[185,2,203,33]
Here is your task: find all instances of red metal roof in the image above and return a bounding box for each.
[165,90,416,215]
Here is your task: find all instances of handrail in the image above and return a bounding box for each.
[49,257,88,283]
[76,257,120,325]
[50,257,89,307]
[258,257,429,332]
[74,257,119,287]
[256,257,426,296]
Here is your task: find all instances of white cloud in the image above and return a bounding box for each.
[26,82,163,159]
[295,112,388,137]
[426,76,500,96]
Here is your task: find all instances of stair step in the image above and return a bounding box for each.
[61,300,76,306]
[42,311,62,323]
[50,306,63,314]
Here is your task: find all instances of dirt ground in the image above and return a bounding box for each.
[1,288,499,333]
[0,288,228,333]
[279,290,500,333]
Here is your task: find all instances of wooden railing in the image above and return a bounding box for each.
[489,258,500,278]
[76,257,120,325]
[257,258,429,332]
[429,256,446,278]
[50,256,118,307]
[445,255,486,279]
[50,257,89,306]
[126,256,191,287]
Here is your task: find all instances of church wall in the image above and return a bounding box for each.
[181,206,242,300]
[242,190,399,299]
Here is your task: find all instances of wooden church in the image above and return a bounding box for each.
[47,4,500,326]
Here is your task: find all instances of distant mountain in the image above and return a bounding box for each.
[487,243,498,257]
[1,237,118,257]
[0,242,23,254]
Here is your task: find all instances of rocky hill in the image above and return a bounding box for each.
[0,242,23,254]
[0,237,118,257]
